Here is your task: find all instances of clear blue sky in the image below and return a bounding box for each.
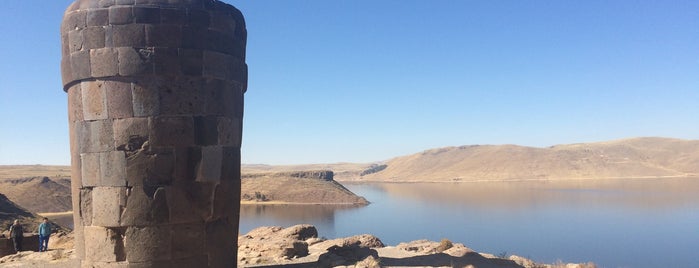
[0,1,697,165]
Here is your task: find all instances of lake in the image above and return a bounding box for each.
[239,178,699,268]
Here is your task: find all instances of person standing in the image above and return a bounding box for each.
[8,220,23,252]
[38,218,52,252]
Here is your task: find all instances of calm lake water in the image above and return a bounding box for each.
[239,178,699,268]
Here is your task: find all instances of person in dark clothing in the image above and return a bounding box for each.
[8,220,24,252]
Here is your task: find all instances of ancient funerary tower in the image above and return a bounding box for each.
[60,0,246,266]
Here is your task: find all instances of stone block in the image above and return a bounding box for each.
[77,119,113,153]
[217,117,241,147]
[165,186,199,224]
[188,9,210,28]
[132,80,160,117]
[193,116,218,146]
[158,77,205,115]
[220,146,240,181]
[97,0,116,8]
[133,7,160,24]
[160,8,186,25]
[82,261,129,268]
[81,80,108,120]
[109,6,133,25]
[84,26,106,50]
[81,153,101,187]
[220,83,244,118]
[67,83,84,122]
[146,24,181,48]
[105,81,134,119]
[150,116,194,147]
[125,260,172,268]
[212,180,238,220]
[109,24,146,48]
[188,182,216,221]
[201,79,225,115]
[80,188,93,226]
[90,48,118,77]
[62,10,87,33]
[170,223,205,258]
[115,0,135,5]
[205,30,235,55]
[209,12,236,33]
[202,50,233,80]
[91,187,127,227]
[124,226,171,262]
[100,151,127,186]
[71,50,92,81]
[205,217,237,267]
[87,8,110,27]
[61,57,75,88]
[121,186,169,226]
[69,29,85,53]
[153,47,181,76]
[170,255,207,268]
[83,226,125,262]
[196,146,222,183]
[113,117,149,152]
[172,147,199,184]
[125,149,174,187]
[179,48,202,75]
[118,47,153,76]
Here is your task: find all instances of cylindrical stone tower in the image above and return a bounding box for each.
[60,0,246,266]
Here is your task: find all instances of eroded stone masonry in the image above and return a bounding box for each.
[60,0,246,266]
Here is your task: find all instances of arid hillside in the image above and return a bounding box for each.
[0,193,49,233]
[355,137,699,182]
[241,170,368,205]
[0,177,72,213]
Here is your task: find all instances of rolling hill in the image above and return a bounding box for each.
[354,137,699,182]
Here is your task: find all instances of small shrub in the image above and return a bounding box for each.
[436,238,453,253]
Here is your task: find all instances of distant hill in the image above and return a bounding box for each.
[354,137,699,182]
[0,193,51,233]
[241,170,368,205]
[0,177,72,213]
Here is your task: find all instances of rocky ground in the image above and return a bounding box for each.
[0,225,595,268]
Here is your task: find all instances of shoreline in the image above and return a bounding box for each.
[337,175,698,184]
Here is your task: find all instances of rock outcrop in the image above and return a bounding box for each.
[242,170,368,204]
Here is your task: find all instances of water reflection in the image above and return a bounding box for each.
[240,178,699,268]
[239,204,364,238]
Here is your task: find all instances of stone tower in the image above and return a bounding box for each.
[60,0,246,266]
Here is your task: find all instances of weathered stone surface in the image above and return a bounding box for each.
[196,146,222,182]
[91,187,126,227]
[100,151,127,186]
[84,226,125,262]
[150,116,194,147]
[67,84,84,122]
[105,81,134,119]
[108,6,133,25]
[84,26,107,50]
[81,81,108,120]
[146,24,181,48]
[132,80,160,117]
[81,153,101,186]
[90,47,118,77]
[71,50,92,81]
[120,186,169,226]
[205,217,237,268]
[118,47,153,76]
[113,117,148,151]
[87,8,109,27]
[171,223,206,258]
[124,226,171,262]
[79,188,93,226]
[78,119,113,153]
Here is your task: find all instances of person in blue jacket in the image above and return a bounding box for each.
[37,218,51,252]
